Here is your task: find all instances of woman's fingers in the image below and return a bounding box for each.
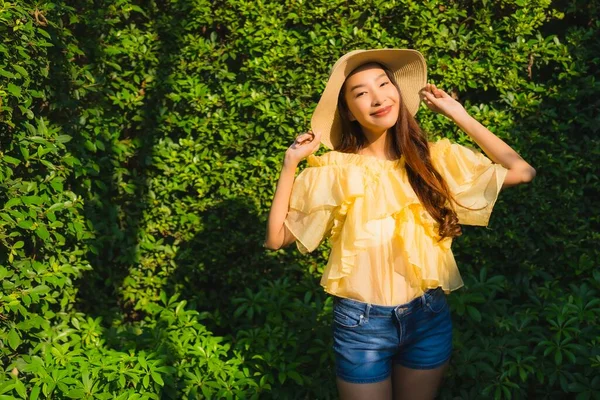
[432,84,449,98]
[294,131,316,145]
[290,131,321,154]
[422,90,436,103]
[423,83,447,99]
[295,132,311,141]
[421,90,441,111]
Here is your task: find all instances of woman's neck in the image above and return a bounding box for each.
[358,130,395,160]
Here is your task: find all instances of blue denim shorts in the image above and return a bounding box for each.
[332,287,453,384]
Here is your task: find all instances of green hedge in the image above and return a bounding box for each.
[1,0,598,398]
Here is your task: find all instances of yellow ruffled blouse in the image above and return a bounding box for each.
[284,139,508,306]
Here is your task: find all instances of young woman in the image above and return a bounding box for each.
[264,49,535,400]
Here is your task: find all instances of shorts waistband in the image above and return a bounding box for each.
[333,287,442,318]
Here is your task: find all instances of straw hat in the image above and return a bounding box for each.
[311,49,427,149]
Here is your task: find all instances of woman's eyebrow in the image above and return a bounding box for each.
[349,73,388,91]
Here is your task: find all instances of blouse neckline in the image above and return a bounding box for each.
[340,151,403,164]
[308,150,405,169]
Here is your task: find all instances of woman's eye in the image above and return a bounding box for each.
[380,81,389,87]
[356,92,366,98]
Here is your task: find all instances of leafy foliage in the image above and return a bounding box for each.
[0,0,598,398]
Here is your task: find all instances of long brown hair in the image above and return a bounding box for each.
[336,63,461,239]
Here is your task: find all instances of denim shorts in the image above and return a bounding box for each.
[332,287,453,384]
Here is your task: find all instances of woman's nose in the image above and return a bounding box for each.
[371,91,383,106]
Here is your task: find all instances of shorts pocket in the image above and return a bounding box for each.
[424,288,448,314]
[333,303,365,329]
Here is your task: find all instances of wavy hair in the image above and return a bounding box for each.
[336,63,462,239]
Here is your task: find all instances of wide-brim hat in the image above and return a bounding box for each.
[311,49,427,149]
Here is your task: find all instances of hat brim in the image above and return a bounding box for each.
[311,49,427,149]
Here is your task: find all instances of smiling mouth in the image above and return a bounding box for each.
[371,106,392,116]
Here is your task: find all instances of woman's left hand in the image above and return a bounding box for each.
[420,83,467,120]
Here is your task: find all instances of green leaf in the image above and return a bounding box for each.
[0,68,15,79]
[138,355,147,369]
[28,90,44,98]
[46,203,65,213]
[0,213,15,223]
[55,135,72,143]
[29,285,50,295]
[555,350,563,365]
[4,198,22,208]
[22,196,43,206]
[65,389,84,399]
[17,220,34,229]
[466,305,482,322]
[30,385,41,400]
[8,329,21,350]
[82,372,92,391]
[13,65,29,79]
[287,370,303,385]
[151,372,164,386]
[84,140,96,152]
[27,136,47,144]
[35,226,50,241]
[19,145,29,160]
[3,156,21,166]
[14,379,26,399]
[37,118,48,136]
[7,83,21,97]
[37,28,51,39]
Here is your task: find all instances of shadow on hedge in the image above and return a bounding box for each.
[53,5,331,387]
[61,1,189,323]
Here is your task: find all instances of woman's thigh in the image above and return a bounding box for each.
[337,376,392,400]
[392,359,450,400]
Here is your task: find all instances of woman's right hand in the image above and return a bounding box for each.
[265,130,321,250]
[285,130,322,165]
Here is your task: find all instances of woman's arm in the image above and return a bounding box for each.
[421,83,536,188]
[263,131,321,250]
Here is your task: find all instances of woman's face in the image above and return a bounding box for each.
[342,63,401,137]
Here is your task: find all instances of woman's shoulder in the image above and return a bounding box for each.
[306,150,361,167]
[428,138,489,165]
[428,138,452,152]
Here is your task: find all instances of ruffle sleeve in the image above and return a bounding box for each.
[430,139,508,226]
[283,155,365,254]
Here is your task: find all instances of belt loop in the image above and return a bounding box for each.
[364,303,371,322]
[421,290,428,307]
